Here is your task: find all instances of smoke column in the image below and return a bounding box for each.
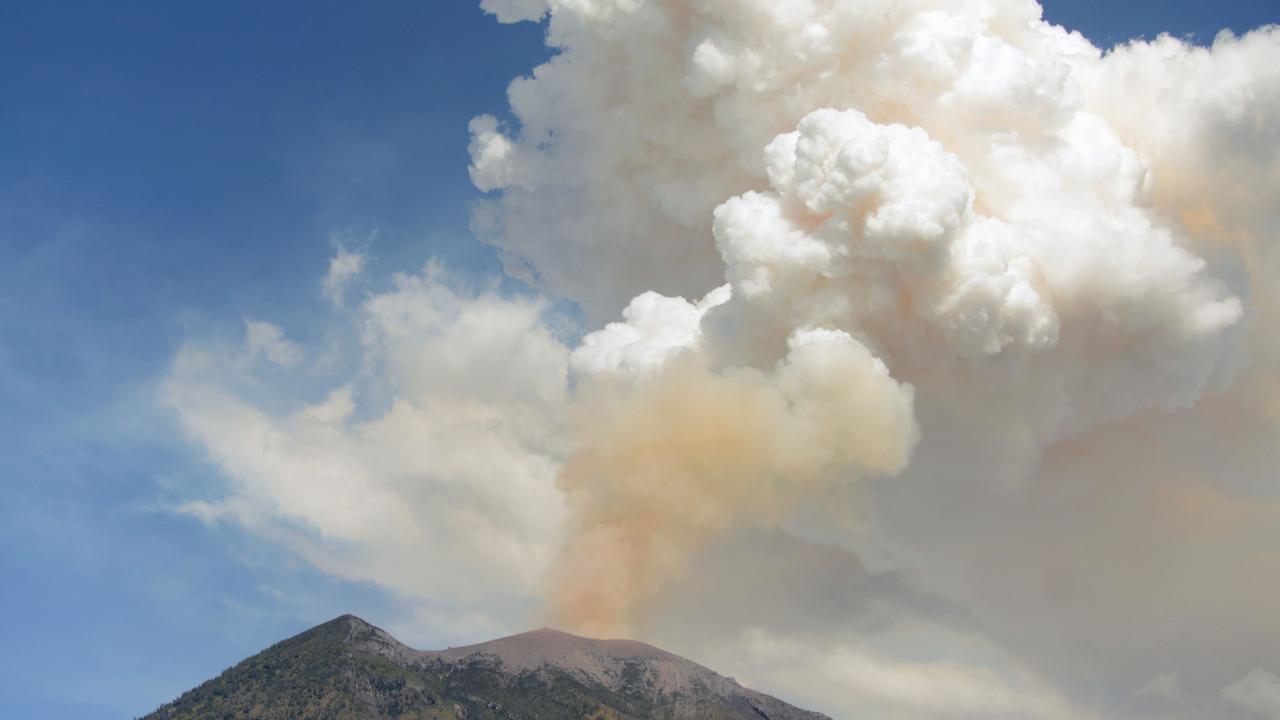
[470,0,1280,700]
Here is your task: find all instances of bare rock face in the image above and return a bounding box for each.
[141,615,831,720]
[420,627,826,719]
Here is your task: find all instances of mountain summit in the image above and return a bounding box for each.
[141,614,830,719]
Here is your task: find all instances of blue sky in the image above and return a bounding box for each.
[0,2,1275,718]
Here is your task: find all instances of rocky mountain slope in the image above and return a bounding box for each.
[141,614,831,720]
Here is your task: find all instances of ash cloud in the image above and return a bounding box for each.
[169,2,1280,717]
[469,1,1280,717]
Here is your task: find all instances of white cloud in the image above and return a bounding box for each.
[243,320,303,367]
[321,245,368,306]
[1225,669,1280,720]
[169,269,571,641]
[479,0,546,24]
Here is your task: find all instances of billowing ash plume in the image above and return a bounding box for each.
[468,0,1280,715]
[555,326,917,635]
[167,1,1280,717]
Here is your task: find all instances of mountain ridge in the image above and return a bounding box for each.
[141,614,831,720]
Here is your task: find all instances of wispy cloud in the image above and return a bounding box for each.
[321,232,373,307]
[242,320,302,367]
[168,267,570,642]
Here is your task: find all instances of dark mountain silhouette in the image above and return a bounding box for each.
[141,614,830,720]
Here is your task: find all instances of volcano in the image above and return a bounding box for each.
[141,614,830,719]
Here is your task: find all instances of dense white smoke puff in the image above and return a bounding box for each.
[712,103,1242,441]
[470,0,1101,320]
[473,1,1280,717]
[569,286,732,376]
